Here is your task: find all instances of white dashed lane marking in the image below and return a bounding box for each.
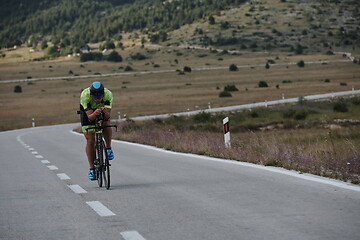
[86,201,116,217]
[68,185,87,194]
[120,231,147,240]
[41,160,50,164]
[47,165,58,170]
[57,173,70,180]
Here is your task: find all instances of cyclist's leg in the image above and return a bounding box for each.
[102,119,114,160]
[102,119,112,149]
[80,105,97,168]
[84,131,96,169]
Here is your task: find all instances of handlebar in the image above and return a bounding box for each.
[77,109,117,132]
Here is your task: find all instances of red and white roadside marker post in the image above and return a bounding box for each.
[223,117,231,149]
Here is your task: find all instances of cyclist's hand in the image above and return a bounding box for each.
[95,108,103,115]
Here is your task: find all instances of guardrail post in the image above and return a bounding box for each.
[223,117,231,149]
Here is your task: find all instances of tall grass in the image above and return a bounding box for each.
[114,98,360,184]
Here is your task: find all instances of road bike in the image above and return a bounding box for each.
[86,113,117,189]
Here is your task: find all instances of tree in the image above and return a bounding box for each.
[44,46,59,58]
[107,50,122,62]
[149,34,160,43]
[159,31,168,42]
[209,16,215,25]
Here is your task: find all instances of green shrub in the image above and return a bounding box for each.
[224,85,239,91]
[283,109,296,118]
[258,81,268,88]
[229,64,238,71]
[14,85,22,93]
[107,51,122,62]
[124,66,133,71]
[121,119,140,132]
[351,97,360,105]
[297,60,305,67]
[294,110,308,120]
[250,111,259,118]
[219,91,232,97]
[192,112,213,123]
[209,16,215,25]
[80,52,103,62]
[44,46,59,58]
[165,115,185,125]
[183,66,192,72]
[333,101,348,112]
[130,52,147,60]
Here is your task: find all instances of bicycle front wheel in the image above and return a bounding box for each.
[102,142,110,190]
[96,143,103,188]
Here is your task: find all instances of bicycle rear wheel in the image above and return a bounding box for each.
[102,142,110,189]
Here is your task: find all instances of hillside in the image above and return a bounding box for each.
[167,0,360,54]
[0,0,359,55]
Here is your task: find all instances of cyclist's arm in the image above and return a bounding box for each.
[103,107,111,120]
[86,108,103,121]
[102,89,113,120]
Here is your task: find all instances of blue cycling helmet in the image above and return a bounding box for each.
[90,81,104,99]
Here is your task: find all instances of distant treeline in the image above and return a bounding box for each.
[0,0,247,48]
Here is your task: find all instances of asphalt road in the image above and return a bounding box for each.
[1,124,359,240]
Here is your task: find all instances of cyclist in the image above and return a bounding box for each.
[80,81,114,180]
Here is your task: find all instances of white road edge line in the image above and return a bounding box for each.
[86,201,116,217]
[113,139,360,192]
[120,231,147,240]
[57,173,70,180]
[68,185,87,194]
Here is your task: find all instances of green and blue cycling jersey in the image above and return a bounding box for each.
[80,87,113,132]
[80,87,113,111]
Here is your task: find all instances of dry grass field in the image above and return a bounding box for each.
[0,45,359,131]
